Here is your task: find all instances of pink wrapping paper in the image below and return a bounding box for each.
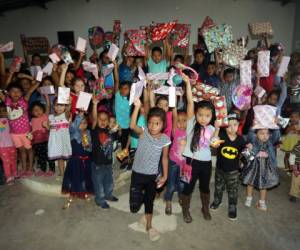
[257,50,270,77]
[240,60,252,86]
[151,21,177,41]
[252,105,279,129]
[212,96,228,127]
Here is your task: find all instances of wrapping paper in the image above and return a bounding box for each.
[151,21,177,41]
[232,85,252,111]
[91,78,113,100]
[57,87,70,104]
[252,105,279,130]
[0,41,14,52]
[171,24,191,48]
[212,96,228,126]
[203,24,233,53]
[82,61,99,79]
[257,50,270,77]
[249,22,273,36]
[125,29,147,56]
[199,16,216,36]
[153,86,183,96]
[240,60,252,86]
[277,56,291,77]
[192,83,220,102]
[221,43,248,68]
[88,26,105,50]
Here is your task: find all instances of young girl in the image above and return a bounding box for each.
[70,78,85,118]
[181,74,218,223]
[31,96,55,176]
[242,129,280,211]
[47,98,72,176]
[280,111,300,172]
[164,110,187,215]
[0,102,17,184]
[129,98,171,241]
[61,113,93,209]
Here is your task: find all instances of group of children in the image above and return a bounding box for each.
[0,30,300,241]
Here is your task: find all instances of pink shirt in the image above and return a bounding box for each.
[169,128,187,165]
[0,118,14,148]
[164,111,172,139]
[5,97,31,134]
[31,114,49,144]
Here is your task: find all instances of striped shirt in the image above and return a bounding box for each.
[132,128,171,175]
[291,143,300,165]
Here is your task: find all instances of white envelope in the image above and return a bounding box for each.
[0,41,14,52]
[254,85,266,98]
[76,37,87,53]
[168,86,176,107]
[102,64,114,78]
[82,61,99,79]
[76,91,92,111]
[49,53,60,64]
[107,43,119,61]
[39,86,55,95]
[36,71,44,82]
[277,56,291,77]
[129,81,144,105]
[30,66,42,78]
[42,62,53,76]
[58,87,70,104]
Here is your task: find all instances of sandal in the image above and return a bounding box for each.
[148,227,160,241]
[62,197,73,210]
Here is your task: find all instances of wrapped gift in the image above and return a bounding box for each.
[203,24,233,53]
[0,41,14,52]
[199,16,216,37]
[212,96,228,126]
[171,23,191,48]
[88,26,105,50]
[257,50,270,77]
[232,85,252,111]
[192,83,220,102]
[252,105,279,130]
[240,60,252,86]
[249,22,273,37]
[151,21,177,41]
[220,43,248,68]
[125,29,147,56]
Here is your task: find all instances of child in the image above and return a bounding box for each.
[70,78,85,117]
[0,81,38,177]
[284,73,300,114]
[0,102,17,184]
[190,49,206,81]
[210,113,246,220]
[203,62,221,88]
[164,110,187,215]
[280,111,300,171]
[288,141,300,202]
[242,129,280,211]
[129,98,170,241]
[181,74,218,223]
[61,113,93,208]
[31,97,55,176]
[91,97,119,209]
[219,68,237,112]
[47,98,72,176]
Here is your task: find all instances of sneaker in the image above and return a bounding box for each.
[45,171,55,177]
[256,200,267,212]
[289,196,297,203]
[228,205,237,220]
[244,196,253,207]
[35,170,45,177]
[210,201,222,211]
[97,202,110,209]
[106,196,118,202]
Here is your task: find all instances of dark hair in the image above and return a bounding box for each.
[267,90,280,100]
[190,100,215,152]
[194,49,204,57]
[207,61,216,67]
[32,53,41,60]
[0,102,6,109]
[174,54,184,63]
[99,49,109,61]
[269,44,280,58]
[147,107,166,132]
[7,81,24,93]
[120,81,132,89]
[152,46,162,55]
[224,68,235,77]
[155,95,168,106]
[30,101,46,115]
[41,76,53,84]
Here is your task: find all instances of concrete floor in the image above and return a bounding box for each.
[0,169,299,250]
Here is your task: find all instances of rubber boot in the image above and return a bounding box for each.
[181,194,192,223]
[200,192,212,220]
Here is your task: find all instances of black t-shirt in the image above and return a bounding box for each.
[91,127,118,165]
[216,130,246,172]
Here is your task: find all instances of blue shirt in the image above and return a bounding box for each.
[114,91,130,129]
[103,64,114,88]
[119,63,133,83]
[130,115,146,149]
[203,74,221,88]
[147,58,169,73]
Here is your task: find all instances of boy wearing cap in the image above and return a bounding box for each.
[210,113,247,220]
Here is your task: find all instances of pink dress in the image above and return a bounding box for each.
[31,114,49,144]
[164,111,172,139]
[169,128,187,166]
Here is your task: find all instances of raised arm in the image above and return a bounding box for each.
[92,95,99,129]
[73,52,85,71]
[143,85,150,116]
[43,94,51,115]
[51,63,60,87]
[113,60,119,93]
[183,74,194,120]
[58,64,68,87]
[0,53,5,86]
[129,98,143,136]
[148,82,155,108]
[24,80,39,102]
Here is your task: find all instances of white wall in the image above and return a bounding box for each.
[0,0,296,57]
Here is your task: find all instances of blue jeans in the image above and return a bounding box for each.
[91,162,114,206]
[164,160,184,201]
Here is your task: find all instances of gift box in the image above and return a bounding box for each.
[220,43,248,68]
[232,85,252,111]
[192,83,220,102]
[151,21,177,41]
[249,22,273,37]
[252,105,279,130]
[257,50,270,77]
[199,16,216,37]
[125,29,147,56]
[212,96,228,126]
[240,60,252,86]
[171,23,191,48]
[203,24,233,53]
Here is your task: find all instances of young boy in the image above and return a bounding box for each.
[210,113,246,220]
[203,62,221,88]
[219,68,237,112]
[91,97,119,209]
[289,141,300,202]
[190,49,206,81]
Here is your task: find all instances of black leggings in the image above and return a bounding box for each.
[34,142,55,172]
[120,128,130,149]
[182,158,212,195]
[129,171,157,214]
